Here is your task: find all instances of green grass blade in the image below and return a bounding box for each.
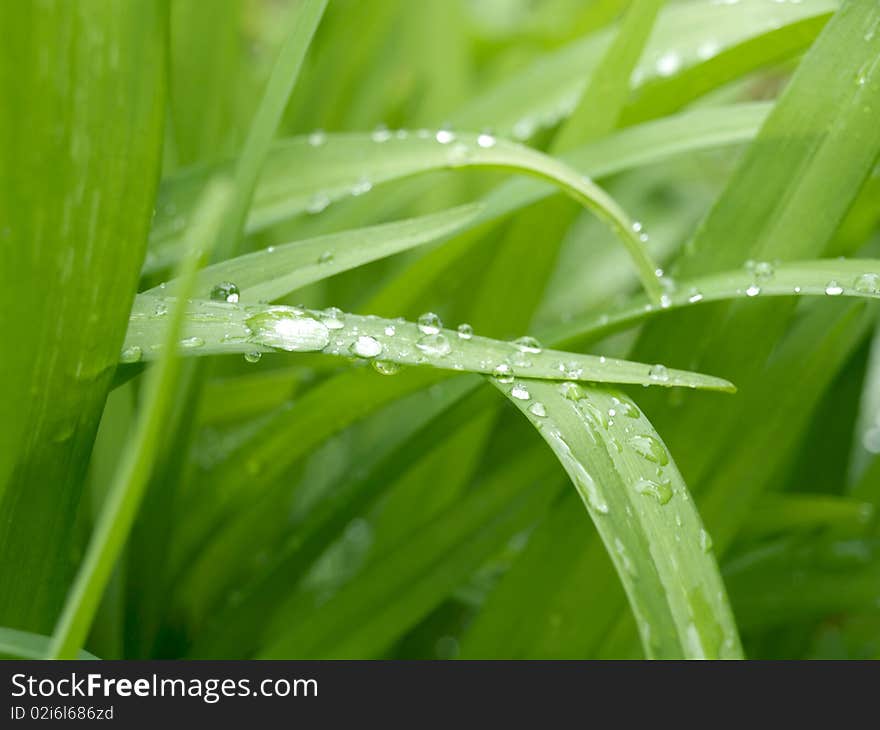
[212,0,327,262]
[147,204,483,302]
[0,627,98,661]
[494,379,742,659]
[47,183,231,659]
[547,259,880,346]
[553,0,663,151]
[0,0,166,634]
[123,298,734,391]
[147,102,769,273]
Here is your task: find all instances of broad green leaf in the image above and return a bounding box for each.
[122,298,734,392]
[0,0,166,634]
[48,182,232,659]
[494,378,742,659]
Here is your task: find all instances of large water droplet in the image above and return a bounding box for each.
[628,434,669,465]
[246,307,331,352]
[456,323,473,340]
[416,333,451,356]
[210,281,240,304]
[476,132,496,148]
[853,272,880,295]
[244,351,262,363]
[511,383,530,400]
[559,381,583,401]
[351,335,383,358]
[634,478,673,505]
[418,312,442,335]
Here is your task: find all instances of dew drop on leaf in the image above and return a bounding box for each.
[417,312,442,335]
[853,272,880,294]
[373,360,400,375]
[628,434,669,465]
[456,323,473,340]
[350,335,383,358]
[244,351,262,363]
[634,477,673,505]
[510,383,530,400]
[120,345,142,363]
[648,363,669,382]
[210,281,240,304]
[528,401,547,418]
[416,333,451,356]
[492,362,514,384]
[513,335,542,354]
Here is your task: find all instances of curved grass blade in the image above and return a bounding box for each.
[147,102,769,273]
[123,298,734,392]
[147,203,483,302]
[156,133,664,301]
[0,627,98,661]
[212,0,327,262]
[547,258,880,346]
[47,183,232,659]
[494,378,742,659]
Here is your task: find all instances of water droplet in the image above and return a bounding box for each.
[384,325,396,336]
[307,193,330,214]
[493,363,514,384]
[246,307,331,352]
[120,345,142,363]
[456,323,473,340]
[825,280,844,296]
[745,284,761,297]
[648,364,669,382]
[435,127,455,144]
[153,301,168,317]
[512,117,535,140]
[447,143,472,166]
[854,273,880,295]
[559,381,583,401]
[656,51,681,77]
[660,294,672,309]
[351,177,372,196]
[318,250,334,264]
[688,289,704,303]
[753,261,775,282]
[700,528,713,553]
[614,538,637,577]
[416,333,451,356]
[210,281,240,304]
[373,360,400,375]
[628,434,669,465]
[634,478,673,505]
[321,307,345,329]
[563,362,583,379]
[244,351,262,363]
[528,401,547,418]
[180,336,204,348]
[513,335,542,354]
[371,124,392,142]
[511,383,530,400]
[308,129,326,147]
[417,312,442,335]
[350,335,383,358]
[476,132,496,148]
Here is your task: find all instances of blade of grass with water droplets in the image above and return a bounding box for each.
[47,182,232,660]
[544,259,880,347]
[146,204,483,303]
[123,298,734,392]
[147,102,769,274]
[492,378,742,659]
